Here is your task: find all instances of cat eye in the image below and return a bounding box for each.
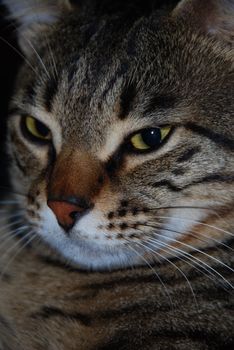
[21,116,52,143]
[129,126,172,152]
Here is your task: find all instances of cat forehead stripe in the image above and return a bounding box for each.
[43,76,59,112]
[118,81,137,120]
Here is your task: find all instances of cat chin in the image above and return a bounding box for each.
[39,231,141,270]
[66,243,141,271]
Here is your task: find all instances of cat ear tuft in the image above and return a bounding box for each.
[172,0,234,46]
[2,0,74,54]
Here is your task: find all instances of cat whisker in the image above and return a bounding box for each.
[0,224,29,245]
[0,227,33,259]
[148,223,234,274]
[130,238,198,306]
[0,185,28,197]
[0,209,23,214]
[145,236,231,292]
[0,218,25,234]
[133,226,225,288]
[0,211,24,224]
[5,7,52,80]
[124,239,174,309]
[43,32,58,79]
[0,200,21,205]
[0,230,37,280]
[24,37,51,79]
[0,223,29,249]
[0,35,38,75]
[139,223,234,289]
[146,221,234,252]
[151,214,234,238]
[147,205,215,212]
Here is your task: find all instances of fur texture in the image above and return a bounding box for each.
[0,0,233,348]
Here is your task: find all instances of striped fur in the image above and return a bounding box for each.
[0,0,233,348]
[0,232,233,350]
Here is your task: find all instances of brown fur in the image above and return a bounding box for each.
[48,149,104,201]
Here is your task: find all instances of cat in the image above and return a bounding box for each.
[0,0,233,349]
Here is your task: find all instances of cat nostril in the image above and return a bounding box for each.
[47,199,90,232]
[69,211,79,220]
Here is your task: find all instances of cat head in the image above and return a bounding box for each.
[3,0,234,269]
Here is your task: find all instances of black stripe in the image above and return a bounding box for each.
[153,180,182,191]
[37,255,89,273]
[97,301,173,321]
[143,94,176,116]
[8,140,27,175]
[31,306,92,326]
[101,62,129,102]
[177,147,200,163]
[186,123,234,151]
[0,272,12,283]
[23,81,37,105]
[43,76,59,112]
[153,173,234,191]
[172,168,186,176]
[197,174,234,185]
[0,315,15,346]
[98,328,234,350]
[96,331,132,350]
[13,154,27,175]
[82,274,159,291]
[66,20,99,81]
[118,81,137,119]
[37,253,183,288]
[67,62,78,84]
[8,107,27,117]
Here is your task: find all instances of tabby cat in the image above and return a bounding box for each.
[0,0,233,349]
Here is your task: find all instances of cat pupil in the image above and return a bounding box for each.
[36,121,49,137]
[141,128,161,147]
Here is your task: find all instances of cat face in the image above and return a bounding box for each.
[4,0,234,269]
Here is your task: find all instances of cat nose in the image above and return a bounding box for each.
[47,197,91,232]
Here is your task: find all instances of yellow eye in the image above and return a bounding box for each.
[130,126,171,151]
[23,116,51,142]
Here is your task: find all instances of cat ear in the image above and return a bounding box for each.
[2,0,74,54]
[172,0,234,46]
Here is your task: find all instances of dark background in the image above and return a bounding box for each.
[0,4,21,192]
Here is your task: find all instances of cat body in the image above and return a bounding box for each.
[0,0,233,348]
[0,232,233,350]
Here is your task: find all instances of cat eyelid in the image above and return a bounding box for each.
[9,109,51,130]
[125,124,172,138]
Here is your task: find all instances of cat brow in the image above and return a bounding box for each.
[143,94,177,116]
[118,82,137,120]
[8,107,26,117]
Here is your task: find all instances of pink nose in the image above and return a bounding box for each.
[48,200,87,231]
